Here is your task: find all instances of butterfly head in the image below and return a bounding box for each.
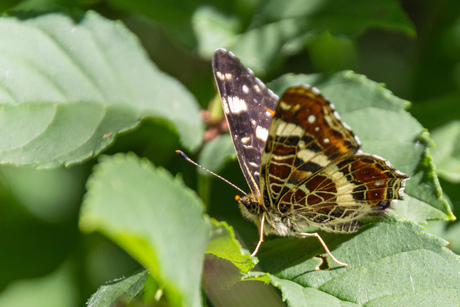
[235,194,261,221]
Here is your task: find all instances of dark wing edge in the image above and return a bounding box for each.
[212,48,278,198]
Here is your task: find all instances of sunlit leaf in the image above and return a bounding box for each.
[80,153,210,307]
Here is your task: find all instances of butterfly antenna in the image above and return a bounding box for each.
[176,150,247,196]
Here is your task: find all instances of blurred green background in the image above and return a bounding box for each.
[0,0,459,306]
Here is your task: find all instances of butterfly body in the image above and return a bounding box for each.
[212,48,408,266]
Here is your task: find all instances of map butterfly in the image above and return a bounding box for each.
[212,48,408,267]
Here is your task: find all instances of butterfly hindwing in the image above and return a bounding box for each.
[260,85,407,232]
[212,49,278,198]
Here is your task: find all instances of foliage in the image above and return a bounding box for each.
[0,1,460,306]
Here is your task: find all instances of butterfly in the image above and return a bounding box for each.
[212,48,408,267]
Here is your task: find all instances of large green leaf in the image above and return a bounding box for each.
[246,220,460,306]
[268,71,453,223]
[0,12,203,167]
[80,153,210,307]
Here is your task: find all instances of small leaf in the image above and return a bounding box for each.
[206,219,256,274]
[431,120,460,182]
[0,12,203,166]
[80,153,210,307]
[88,270,148,306]
[268,71,453,223]
[246,220,460,306]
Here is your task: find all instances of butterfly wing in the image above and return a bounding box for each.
[213,48,278,198]
[260,85,407,233]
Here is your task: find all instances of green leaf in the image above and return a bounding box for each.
[0,11,203,167]
[80,153,210,307]
[246,220,460,306]
[431,120,460,183]
[206,219,256,274]
[268,71,454,223]
[88,270,148,306]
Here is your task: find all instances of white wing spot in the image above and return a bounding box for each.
[314,127,320,132]
[228,96,248,114]
[216,71,225,81]
[225,73,233,80]
[222,98,229,114]
[249,162,258,168]
[254,85,261,92]
[297,150,330,167]
[279,101,290,111]
[242,84,249,94]
[256,126,269,141]
[241,137,250,144]
[323,138,330,144]
[308,115,316,123]
[276,122,303,137]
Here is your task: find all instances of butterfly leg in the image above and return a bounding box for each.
[298,232,348,267]
[251,212,266,257]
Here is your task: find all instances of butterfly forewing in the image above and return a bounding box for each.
[213,49,278,198]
